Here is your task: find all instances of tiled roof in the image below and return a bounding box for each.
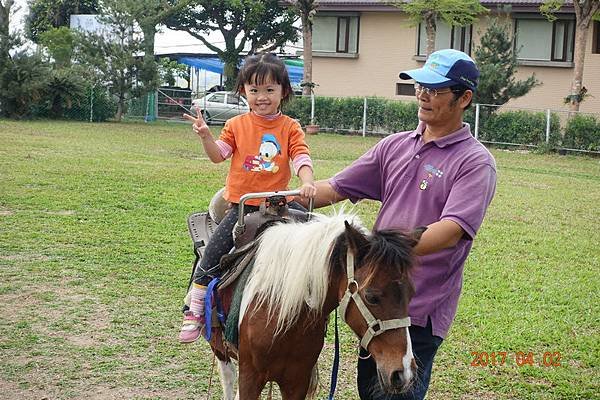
[316,0,571,4]
[315,0,574,11]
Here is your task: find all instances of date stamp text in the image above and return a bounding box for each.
[470,351,562,367]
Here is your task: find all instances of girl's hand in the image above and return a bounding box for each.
[299,181,317,198]
[183,108,211,139]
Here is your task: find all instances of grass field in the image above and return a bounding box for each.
[0,119,598,400]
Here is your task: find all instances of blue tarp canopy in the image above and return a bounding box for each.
[177,56,303,84]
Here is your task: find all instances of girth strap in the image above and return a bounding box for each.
[339,251,411,350]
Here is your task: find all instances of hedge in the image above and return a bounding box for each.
[64,87,117,122]
[284,96,419,134]
[285,96,600,152]
[29,85,117,122]
[478,110,562,146]
[563,114,600,151]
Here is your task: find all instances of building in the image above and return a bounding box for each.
[309,0,600,113]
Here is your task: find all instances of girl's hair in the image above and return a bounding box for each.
[235,53,294,104]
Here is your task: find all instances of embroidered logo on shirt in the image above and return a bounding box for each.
[242,133,281,173]
[425,164,444,178]
[419,164,444,191]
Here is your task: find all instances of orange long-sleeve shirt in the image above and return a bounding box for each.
[219,112,310,206]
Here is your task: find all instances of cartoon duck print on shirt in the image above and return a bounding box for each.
[243,133,281,173]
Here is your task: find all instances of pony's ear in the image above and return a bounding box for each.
[407,226,427,247]
[344,220,369,258]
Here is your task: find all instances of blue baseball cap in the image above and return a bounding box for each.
[399,49,479,91]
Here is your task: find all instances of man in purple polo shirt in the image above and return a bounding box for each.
[311,49,496,399]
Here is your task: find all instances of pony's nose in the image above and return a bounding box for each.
[390,369,405,389]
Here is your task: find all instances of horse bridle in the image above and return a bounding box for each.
[338,251,411,350]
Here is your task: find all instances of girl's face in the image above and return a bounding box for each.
[243,77,285,116]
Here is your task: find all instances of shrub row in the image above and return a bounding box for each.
[284,96,599,151]
[563,115,600,151]
[477,109,562,146]
[31,86,117,122]
[284,96,419,134]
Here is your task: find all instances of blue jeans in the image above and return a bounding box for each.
[357,319,443,400]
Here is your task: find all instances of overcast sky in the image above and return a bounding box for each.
[9,0,301,56]
[10,0,27,30]
[9,0,209,54]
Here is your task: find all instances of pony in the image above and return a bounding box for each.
[205,211,422,399]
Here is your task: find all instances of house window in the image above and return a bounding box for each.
[416,21,472,56]
[313,15,359,54]
[515,18,574,62]
[396,83,416,96]
[593,21,600,54]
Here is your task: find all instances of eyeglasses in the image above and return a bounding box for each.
[414,83,462,97]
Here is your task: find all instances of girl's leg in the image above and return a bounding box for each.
[194,205,241,285]
[180,204,259,343]
[179,206,241,343]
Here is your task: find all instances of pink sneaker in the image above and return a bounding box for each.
[178,311,203,343]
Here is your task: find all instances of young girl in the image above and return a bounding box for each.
[179,53,316,343]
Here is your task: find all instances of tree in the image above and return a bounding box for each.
[37,28,86,118]
[74,1,144,121]
[284,0,318,96]
[1,0,41,119]
[44,69,85,118]
[1,0,20,64]
[158,57,189,87]
[0,51,49,118]
[541,0,600,112]
[473,17,539,108]
[25,0,99,43]
[39,26,75,68]
[397,0,487,57]
[113,0,190,93]
[166,0,298,88]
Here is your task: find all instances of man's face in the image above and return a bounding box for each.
[415,85,467,125]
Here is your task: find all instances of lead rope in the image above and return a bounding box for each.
[327,308,340,399]
[205,354,216,400]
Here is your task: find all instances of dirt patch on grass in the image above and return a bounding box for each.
[0,254,51,262]
[0,209,14,216]
[44,210,76,216]
[87,385,188,400]
[458,392,507,400]
[1,279,115,348]
[0,377,51,400]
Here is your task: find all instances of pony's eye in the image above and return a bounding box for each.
[364,291,380,306]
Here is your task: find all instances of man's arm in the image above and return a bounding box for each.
[414,219,465,256]
[301,180,464,256]
[298,179,347,209]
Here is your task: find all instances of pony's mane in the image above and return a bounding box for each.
[239,210,365,334]
[359,229,416,290]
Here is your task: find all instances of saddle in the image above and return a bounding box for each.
[186,192,309,347]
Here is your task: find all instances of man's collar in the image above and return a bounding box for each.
[410,121,472,148]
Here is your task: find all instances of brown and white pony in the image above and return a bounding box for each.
[207,211,421,399]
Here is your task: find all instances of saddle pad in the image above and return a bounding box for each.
[224,258,255,346]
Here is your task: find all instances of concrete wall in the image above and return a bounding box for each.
[311,12,600,114]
